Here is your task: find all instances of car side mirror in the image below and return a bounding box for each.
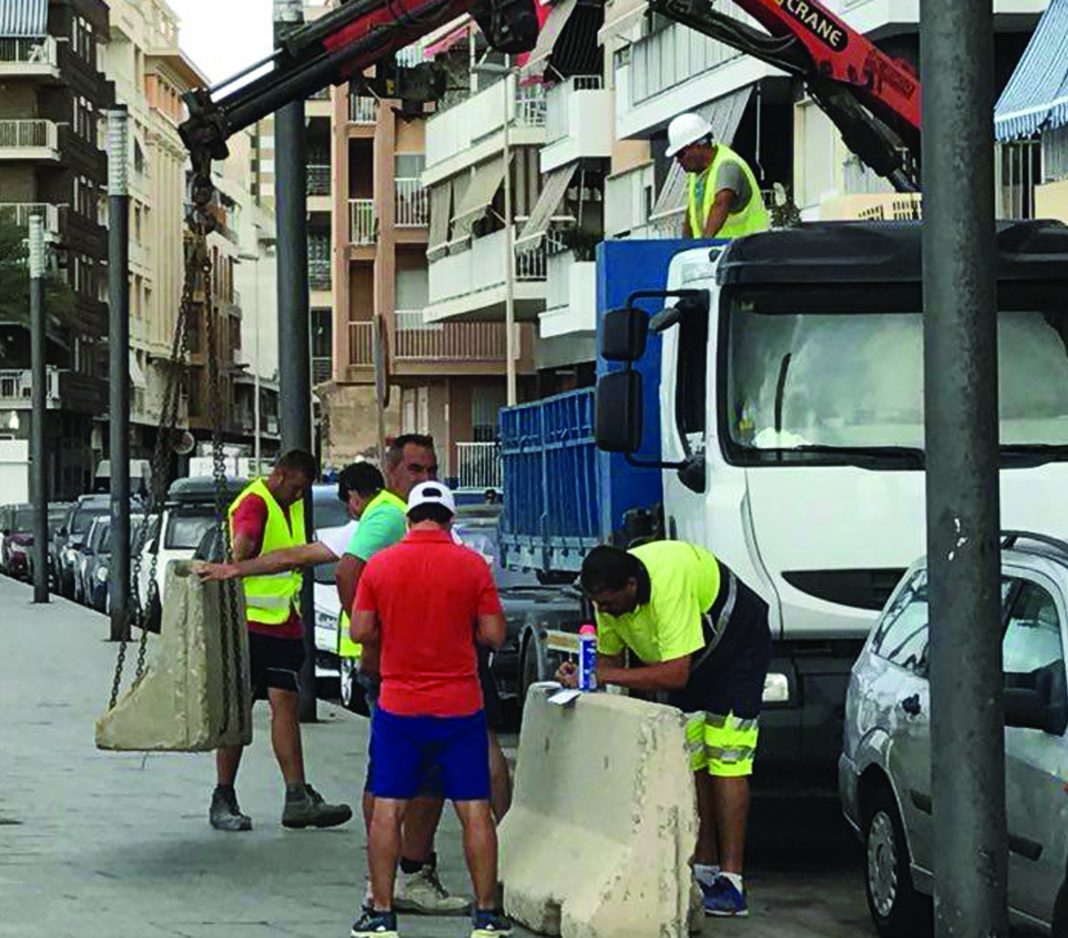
[596,371,643,453]
[600,307,648,362]
[57,526,68,537]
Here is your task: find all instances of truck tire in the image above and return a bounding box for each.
[519,629,549,703]
[863,784,931,938]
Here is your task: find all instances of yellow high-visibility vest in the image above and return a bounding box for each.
[227,478,305,626]
[687,143,770,239]
[337,489,408,659]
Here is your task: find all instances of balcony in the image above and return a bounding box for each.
[613,11,777,140]
[539,253,597,339]
[349,198,377,245]
[0,119,60,161]
[0,36,59,77]
[312,356,332,384]
[350,95,377,124]
[129,240,153,270]
[456,441,502,490]
[395,178,429,228]
[425,227,547,322]
[0,202,61,236]
[309,257,331,290]
[541,76,614,175]
[424,76,547,185]
[348,313,509,367]
[307,163,331,197]
[0,367,106,414]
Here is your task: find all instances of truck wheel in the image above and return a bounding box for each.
[519,631,546,703]
[863,784,931,938]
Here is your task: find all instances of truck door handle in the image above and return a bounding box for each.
[900,694,922,716]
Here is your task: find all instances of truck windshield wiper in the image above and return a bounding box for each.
[785,445,926,469]
[999,445,1068,467]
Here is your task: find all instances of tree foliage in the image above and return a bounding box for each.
[0,219,77,329]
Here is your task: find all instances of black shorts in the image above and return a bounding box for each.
[668,577,772,720]
[249,631,305,700]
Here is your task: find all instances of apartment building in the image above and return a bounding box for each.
[0,0,113,498]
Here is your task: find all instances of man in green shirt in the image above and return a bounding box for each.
[559,541,771,919]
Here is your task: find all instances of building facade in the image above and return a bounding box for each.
[0,0,112,498]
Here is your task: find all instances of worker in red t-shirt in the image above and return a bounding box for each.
[210,449,352,833]
[349,481,511,938]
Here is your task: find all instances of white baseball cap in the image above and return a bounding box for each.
[407,480,457,516]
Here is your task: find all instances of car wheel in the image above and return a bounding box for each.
[339,657,369,715]
[863,784,931,938]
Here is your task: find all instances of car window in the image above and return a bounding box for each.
[13,508,34,530]
[313,497,350,531]
[165,509,218,550]
[314,560,339,585]
[72,505,107,534]
[1003,580,1064,676]
[871,570,929,671]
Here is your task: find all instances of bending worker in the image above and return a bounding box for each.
[558,541,771,918]
[666,111,770,239]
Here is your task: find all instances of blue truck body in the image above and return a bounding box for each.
[499,239,720,573]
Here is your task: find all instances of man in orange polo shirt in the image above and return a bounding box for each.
[349,481,511,938]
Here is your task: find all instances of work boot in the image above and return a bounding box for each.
[281,783,353,829]
[394,861,470,915]
[209,786,252,832]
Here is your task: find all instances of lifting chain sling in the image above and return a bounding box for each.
[106,150,247,738]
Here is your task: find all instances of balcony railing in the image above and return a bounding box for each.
[456,442,502,490]
[350,313,508,366]
[0,36,57,67]
[394,178,429,227]
[349,198,377,244]
[0,202,60,233]
[0,368,62,407]
[307,163,331,196]
[516,247,547,281]
[312,356,332,384]
[350,95,377,124]
[309,258,331,290]
[545,74,603,144]
[0,119,58,151]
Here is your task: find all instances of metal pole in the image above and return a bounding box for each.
[503,67,517,406]
[275,0,316,722]
[253,255,261,474]
[920,4,1007,936]
[28,214,48,604]
[107,108,131,642]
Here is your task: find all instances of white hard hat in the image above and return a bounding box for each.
[665,112,713,158]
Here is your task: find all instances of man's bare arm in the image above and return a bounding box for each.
[335,553,367,614]
[557,652,623,686]
[703,188,735,237]
[351,609,379,644]
[476,611,506,650]
[599,653,691,691]
[196,541,335,581]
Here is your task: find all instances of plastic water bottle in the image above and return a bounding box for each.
[577,624,597,692]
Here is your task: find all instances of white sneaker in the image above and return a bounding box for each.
[394,866,470,915]
[362,877,373,913]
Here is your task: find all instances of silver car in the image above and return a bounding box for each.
[840,532,1068,937]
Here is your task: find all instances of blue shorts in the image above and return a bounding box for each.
[370,707,490,802]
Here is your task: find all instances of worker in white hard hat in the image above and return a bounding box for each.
[666,112,770,239]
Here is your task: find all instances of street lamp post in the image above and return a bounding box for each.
[28,214,48,604]
[238,249,262,473]
[502,65,517,407]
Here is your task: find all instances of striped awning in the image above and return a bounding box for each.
[994,0,1068,141]
[0,0,47,37]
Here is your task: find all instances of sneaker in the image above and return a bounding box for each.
[349,909,398,938]
[209,787,252,832]
[361,877,374,914]
[394,865,470,915]
[702,875,748,918]
[282,784,353,829]
[471,908,513,936]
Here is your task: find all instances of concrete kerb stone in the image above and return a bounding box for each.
[499,685,699,938]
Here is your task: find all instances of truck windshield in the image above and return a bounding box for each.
[725,305,1068,466]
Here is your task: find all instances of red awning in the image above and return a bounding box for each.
[424,18,474,58]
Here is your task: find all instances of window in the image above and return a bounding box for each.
[871,571,929,671]
[395,153,426,180]
[676,299,709,439]
[1003,580,1064,677]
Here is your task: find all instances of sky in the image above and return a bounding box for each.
[166,0,275,86]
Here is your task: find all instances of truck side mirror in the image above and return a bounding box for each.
[596,372,643,453]
[600,307,648,362]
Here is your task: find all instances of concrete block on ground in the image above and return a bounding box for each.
[95,562,252,752]
[499,685,698,938]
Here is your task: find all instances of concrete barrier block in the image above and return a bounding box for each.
[500,685,698,938]
[96,562,252,752]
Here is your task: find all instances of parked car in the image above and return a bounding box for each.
[53,495,113,598]
[80,514,145,613]
[1,504,35,579]
[309,482,356,696]
[840,531,1068,937]
[137,477,245,627]
[72,515,110,604]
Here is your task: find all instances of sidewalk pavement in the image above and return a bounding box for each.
[0,576,534,938]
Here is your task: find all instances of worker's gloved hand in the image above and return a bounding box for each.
[192,561,239,582]
[556,661,578,689]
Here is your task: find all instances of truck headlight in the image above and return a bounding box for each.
[763,672,790,703]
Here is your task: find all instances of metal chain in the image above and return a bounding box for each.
[108,152,214,710]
